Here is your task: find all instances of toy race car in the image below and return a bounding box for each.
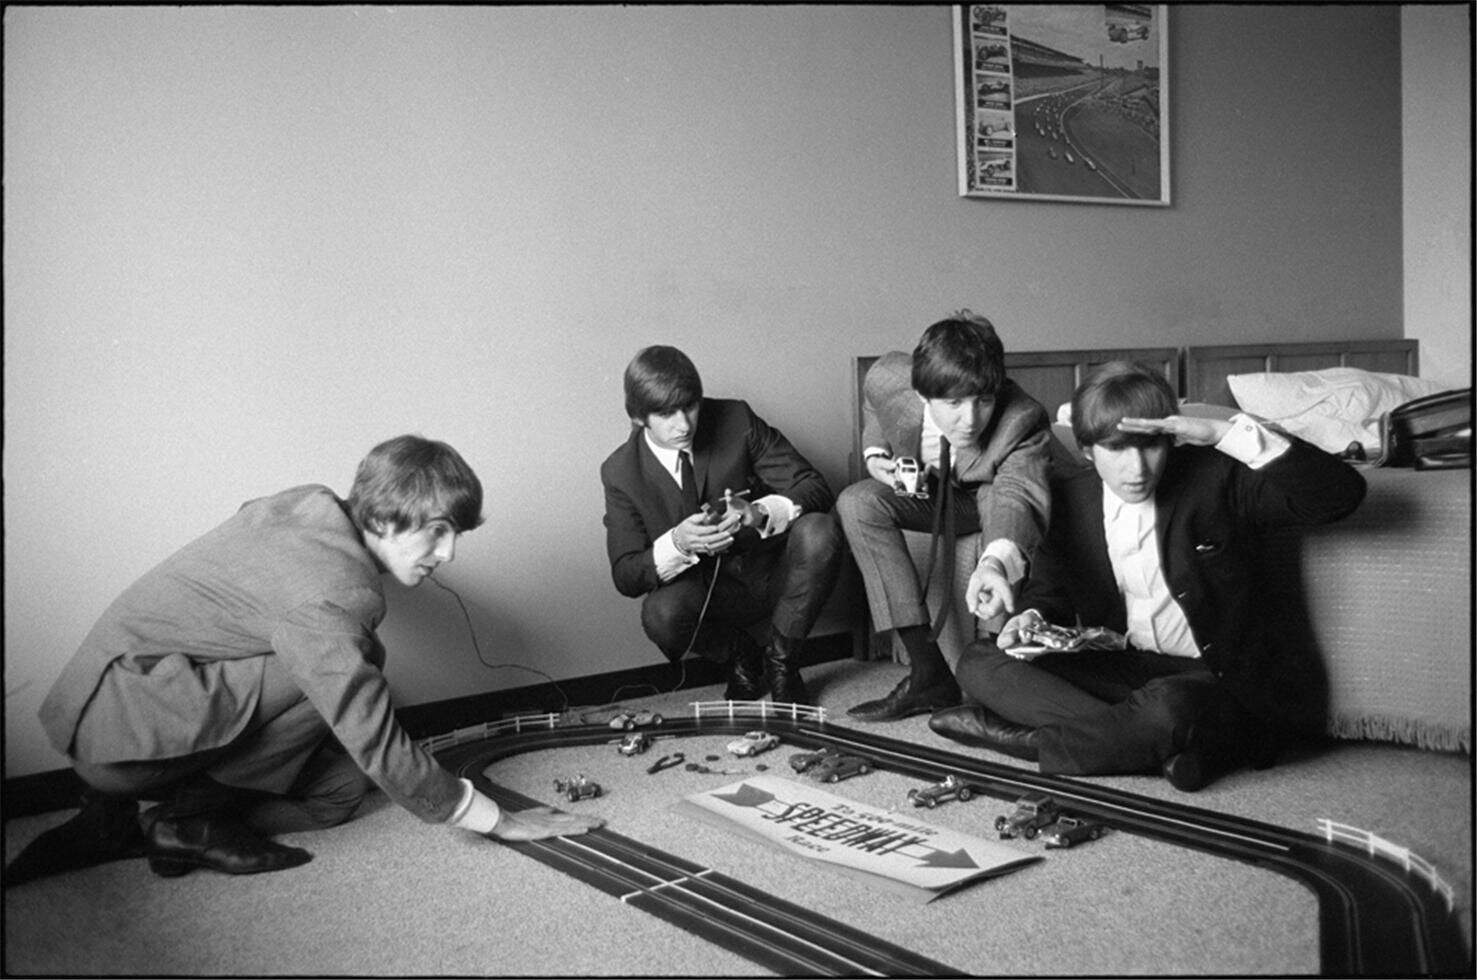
[788,746,841,774]
[907,774,975,808]
[617,731,653,756]
[726,731,781,758]
[553,774,602,802]
[994,792,1060,840]
[1041,815,1107,849]
[809,753,873,783]
[608,709,664,731]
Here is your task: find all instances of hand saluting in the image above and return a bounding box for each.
[1117,415,1231,447]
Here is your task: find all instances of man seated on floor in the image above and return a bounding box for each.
[929,361,1367,791]
[600,345,843,705]
[6,435,602,888]
[837,312,1054,722]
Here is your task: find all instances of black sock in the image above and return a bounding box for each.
[896,626,950,681]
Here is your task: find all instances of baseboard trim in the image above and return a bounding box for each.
[3,635,855,821]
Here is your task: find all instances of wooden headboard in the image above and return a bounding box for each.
[1184,339,1419,407]
[852,347,1179,477]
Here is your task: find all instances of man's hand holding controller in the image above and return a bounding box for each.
[672,502,739,557]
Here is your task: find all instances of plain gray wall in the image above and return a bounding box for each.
[3,5,1421,778]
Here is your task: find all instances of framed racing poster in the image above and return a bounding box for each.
[954,4,1170,205]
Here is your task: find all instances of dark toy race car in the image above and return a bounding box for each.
[553,774,602,801]
[789,746,841,774]
[1041,815,1107,849]
[907,774,975,808]
[808,754,873,783]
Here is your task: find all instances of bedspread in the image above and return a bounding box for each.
[1261,465,1471,753]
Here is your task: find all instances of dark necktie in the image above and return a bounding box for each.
[679,451,699,515]
[921,437,956,640]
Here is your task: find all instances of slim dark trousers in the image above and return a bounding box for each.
[641,511,843,661]
[954,639,1223,775]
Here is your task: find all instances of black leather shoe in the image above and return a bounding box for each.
[3,792,147,887]
[143,811,313,878]
[764,634,812,706]
[1161,724,1235,792]
[928,704,1041,761]
[1162,749,1212,792]
[724,632,768,702]
[847,674,960,723]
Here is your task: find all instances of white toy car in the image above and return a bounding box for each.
[726,731,781,757]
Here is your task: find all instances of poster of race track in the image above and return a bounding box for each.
[954,4,1170,205]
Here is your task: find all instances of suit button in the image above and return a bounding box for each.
[1175,591,1188,600]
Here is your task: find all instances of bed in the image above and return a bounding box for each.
[851,339,1471,754]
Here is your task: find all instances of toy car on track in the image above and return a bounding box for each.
[808,753,873,783]
[726,731,780,757]
[553,774,602,801]
[1041,815,1106,849]
[609,709,664,730]
[907,774,975,808]
[994,792,1059,840]
[617,731,653,756]
[788,746,841,774]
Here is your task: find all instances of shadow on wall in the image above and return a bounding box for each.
[376,576,541,706]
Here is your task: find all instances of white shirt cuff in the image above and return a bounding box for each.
[980,538,1027,583]
[753,494,798,537]
[1217,413,1291,470]
[449,778,502,834]
[654,529,700,582]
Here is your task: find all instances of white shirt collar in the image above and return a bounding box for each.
[644,430,685,482]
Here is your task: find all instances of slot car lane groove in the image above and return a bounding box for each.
[432,702,1470,977]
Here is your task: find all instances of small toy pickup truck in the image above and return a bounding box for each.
[994,792,1059,840]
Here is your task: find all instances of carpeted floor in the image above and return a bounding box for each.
[4,657,1472,976]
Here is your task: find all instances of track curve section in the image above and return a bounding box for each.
[431,701,1471,977]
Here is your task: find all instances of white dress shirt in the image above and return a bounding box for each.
[644,431,800,583]
[1101,413,1290,657]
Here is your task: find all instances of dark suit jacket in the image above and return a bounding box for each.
[860,350,1054,556]
[600,398,833,598]
[1021,438,1367,714]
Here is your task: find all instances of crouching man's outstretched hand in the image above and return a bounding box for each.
[487,806,605,842]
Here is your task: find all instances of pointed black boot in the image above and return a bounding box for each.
[764,633,811,706]
[724,631,768,702]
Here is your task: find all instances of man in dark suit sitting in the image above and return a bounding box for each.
[930,361,1367,790]
[600,345,843,705]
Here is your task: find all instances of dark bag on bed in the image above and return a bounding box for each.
[1374,387,1472,468]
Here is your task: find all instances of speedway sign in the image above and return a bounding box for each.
[679,775,1040,902]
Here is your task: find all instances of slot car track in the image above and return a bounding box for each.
[434,703,1471,977]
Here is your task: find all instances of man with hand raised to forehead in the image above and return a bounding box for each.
[600,345,843,706]
[7,435,601,889]
[932,361,1367,791]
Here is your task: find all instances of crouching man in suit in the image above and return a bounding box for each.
[931,361,1366,791]
[837,312,1054,722]
[6,435,603,888]
[600,345,843,705]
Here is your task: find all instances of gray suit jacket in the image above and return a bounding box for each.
[860,350,1054,557]
[39,485,464,823]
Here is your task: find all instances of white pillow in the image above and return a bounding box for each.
[1227,367,1449,454]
